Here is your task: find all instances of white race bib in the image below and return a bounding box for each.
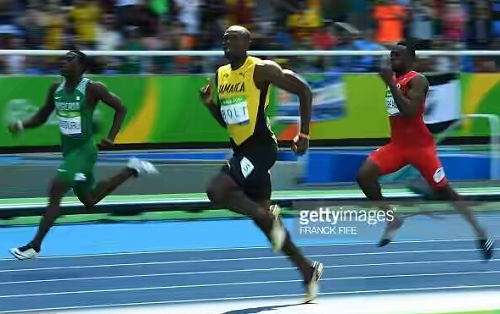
[59,116,82,135]
[220,99,250,125]
[386,89,400,116]
[240,157,254,178]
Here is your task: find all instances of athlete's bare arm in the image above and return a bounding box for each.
[254,60,312,134]
[200,71,226,128]
[88,82,127,142]
[388,74,429,118]
[18,83,58,129]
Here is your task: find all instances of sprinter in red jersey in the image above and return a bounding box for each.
[356,42,494,261]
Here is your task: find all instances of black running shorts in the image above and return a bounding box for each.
[221,136,278,202]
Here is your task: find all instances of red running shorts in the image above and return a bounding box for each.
[369,143,447,189]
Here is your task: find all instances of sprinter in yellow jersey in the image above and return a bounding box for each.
[199,25,323,303]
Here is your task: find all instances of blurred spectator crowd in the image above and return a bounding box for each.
[0,0,498,74]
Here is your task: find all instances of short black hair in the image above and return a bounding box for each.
[70,50,89,72]
[397,41,416,60]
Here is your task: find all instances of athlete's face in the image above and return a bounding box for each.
[60,52,82,77]
[389,46,407,72]
[222,31,248,61]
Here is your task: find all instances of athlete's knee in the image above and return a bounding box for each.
[357,159,380,186]
[206,177,223,204]
[46,179,70,218]
[206,173,237,205]
[432,184,461,201]
[48,178,69,199]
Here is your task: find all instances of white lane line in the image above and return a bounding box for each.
[1,270,499,298]
[40,290,500,314]
[0,258,497,286]
[0,249,478,273]
[0,239,476,261]
[1,284,500,313]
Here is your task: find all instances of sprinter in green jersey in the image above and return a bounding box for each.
[7,51,159,260]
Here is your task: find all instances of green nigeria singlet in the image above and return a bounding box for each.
[54,77,95,155]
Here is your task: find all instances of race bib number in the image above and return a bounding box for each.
[59,116,82,135]
[240,156,254,178]
[386,89,400,116]
[220,98,250,125]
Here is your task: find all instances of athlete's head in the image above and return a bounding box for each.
[390,41,415,74]
[60,50,88,77]
[222,25,250,62]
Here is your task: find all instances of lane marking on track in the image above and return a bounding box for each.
[1,270,500,298]
[0,258,497,286]
[0,249,479,273]
[0,239,478,261]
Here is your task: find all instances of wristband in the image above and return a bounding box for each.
[298,132,310,140]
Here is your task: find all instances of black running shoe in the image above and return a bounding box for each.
[479,238,494,261]
[10,243,40,260]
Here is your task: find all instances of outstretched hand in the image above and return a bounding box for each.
[199,78,213,106]
[8,121,23,135]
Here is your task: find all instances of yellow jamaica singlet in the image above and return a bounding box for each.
[216,56,273,147]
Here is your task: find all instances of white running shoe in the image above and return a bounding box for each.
[269,205,286,252]
[305,261,324,303]
[127,157,159,176]
[10,243,39,260]
[379,215,403,247]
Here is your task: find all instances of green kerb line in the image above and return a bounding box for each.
[1,187,500,206]
[2,202,500,227]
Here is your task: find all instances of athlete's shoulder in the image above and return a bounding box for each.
[409,71,426,79]
[254,57,278,67]
[87,80,107,90]
[86,81,113,97]
[249,56,272,65]
[253,59,284,75]
[217,64,231,73]
[410,72,429,85]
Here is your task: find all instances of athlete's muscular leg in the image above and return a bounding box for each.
[356,159,387,207]
[410,147,493,259]
[357,144,406,211]
[410,148,487,239]
[434,185,487,239]
[76,168,136,209]
[357,144,406,246]
[206,173,276,233]
[31,178,71,249]
[31,151,84,249]
[254,200,314,281]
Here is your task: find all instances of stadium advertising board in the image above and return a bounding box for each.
[0,74,493,148]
